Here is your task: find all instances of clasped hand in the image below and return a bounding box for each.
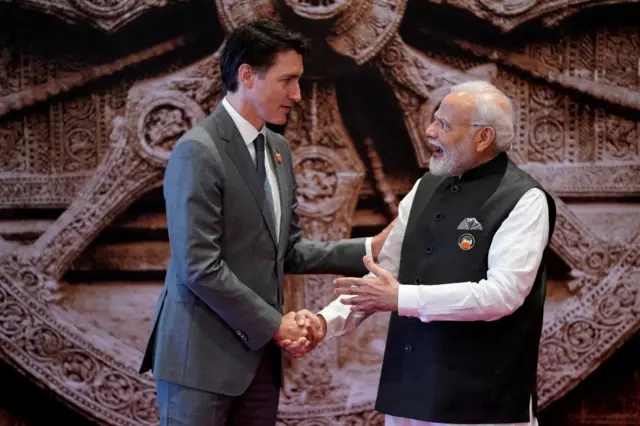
[273,310,326,358]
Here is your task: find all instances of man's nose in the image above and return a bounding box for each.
[290,83,302,103]
[426,120,438,138]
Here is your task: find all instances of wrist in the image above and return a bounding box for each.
[272,314,286,339]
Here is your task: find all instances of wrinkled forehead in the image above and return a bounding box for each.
[436,92,476,124]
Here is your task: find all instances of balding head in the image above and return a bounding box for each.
[448,81,515,152]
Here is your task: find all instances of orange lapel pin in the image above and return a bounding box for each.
[275,150,282,164]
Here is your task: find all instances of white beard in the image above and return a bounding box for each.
[428,154,454,176]
[428,133,474,177]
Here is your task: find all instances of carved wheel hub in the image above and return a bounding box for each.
[1,0,639,425]
[216,0,407,70]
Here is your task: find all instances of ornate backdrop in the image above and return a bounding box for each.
[0,0,639,425]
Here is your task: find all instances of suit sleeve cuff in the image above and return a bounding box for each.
[397,285,423,319]
[365,237,373,259]
[317,306,344,340]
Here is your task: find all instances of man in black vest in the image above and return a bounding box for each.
[303,81,557,426]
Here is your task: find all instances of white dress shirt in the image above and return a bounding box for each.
[318,177,550,426]
[222,97,281,239]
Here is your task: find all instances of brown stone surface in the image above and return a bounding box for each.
[0,0,638,425]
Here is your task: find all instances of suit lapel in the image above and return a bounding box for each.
[213,105,278,247]
[265,129,291,254]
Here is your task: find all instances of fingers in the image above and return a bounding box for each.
[341,296,377,313]
[284,314,309,339]
[300,311,325,342]
[333,277,365,289]
[333,278,377,297]
[310,314,326,341]
[341,295,374,305]
[282,310,327,357]
[287,337,309,350]
[285,337,311,358]
[274,312,310,344]
[295,311,309,327]
[363,255,392,279]
[333,284,374,296]
[274,337,296,349]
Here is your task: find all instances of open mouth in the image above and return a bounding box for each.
[429,143,444,157]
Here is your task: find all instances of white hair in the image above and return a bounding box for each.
[449,81,515,152]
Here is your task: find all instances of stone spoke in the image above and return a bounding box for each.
[24,135,161,281]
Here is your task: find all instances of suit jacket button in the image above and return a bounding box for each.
[435,213,443,221]
[451,185,460,193]
[414,278,422,284]
[404,344,413,352]
[425,246,433,254]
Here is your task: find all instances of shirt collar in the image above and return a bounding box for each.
[221,96,266,147]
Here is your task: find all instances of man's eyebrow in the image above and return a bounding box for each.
[434,111,449,123]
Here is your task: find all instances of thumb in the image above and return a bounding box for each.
[363,255,389,278]
[295,311,306,327]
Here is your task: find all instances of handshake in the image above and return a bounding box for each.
[273,309,327,358]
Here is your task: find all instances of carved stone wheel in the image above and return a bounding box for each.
[1,0,639,425]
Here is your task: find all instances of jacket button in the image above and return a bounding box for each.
[435,213,443,221]
[425,246,433,254]
[404,344,413,352]
[451,185,459,193]
[414,278,422,284]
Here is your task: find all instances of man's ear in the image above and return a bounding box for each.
[475,127,495,153]
[237,63,253,89]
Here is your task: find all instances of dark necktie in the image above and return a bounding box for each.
[254,134,277,229]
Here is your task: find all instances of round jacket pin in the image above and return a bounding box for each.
[458,233,475,250]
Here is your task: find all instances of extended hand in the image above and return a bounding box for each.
[333,255,399,313]
[284,310,327,358]
[273,311,309,349]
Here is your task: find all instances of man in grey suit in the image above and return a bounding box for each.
[139,19,383,425]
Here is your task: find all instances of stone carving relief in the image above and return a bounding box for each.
[0,0,639,425]
[3,0,186,32]
[424,0,640,31]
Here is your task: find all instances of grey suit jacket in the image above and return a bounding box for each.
[139,103,367,396]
